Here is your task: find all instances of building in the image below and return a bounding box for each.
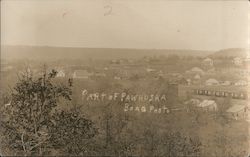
[186,79,191,86]
[221,81,231,86]
[94,72,106,77]
[202,57,213,66]
[56,70,66,77]
[233,57,243,66]
[244,54,250,63]
[234,80,248,86]
[146,68,156,73]
[188,67,205,75]
[239,69,250,77]
[194,74,201,80]
[226,105,247,120]
[184,98,200,106]
[205,78,219,86]
[196,100,218,112]
[169,77,188,85]
[207,68,216,74]
[72,70,94,79]
[114,76,121,80]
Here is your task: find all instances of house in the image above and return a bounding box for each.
[114,76,121,80]
[168,77,188,85]
[187,79,191,85]
[184,98,200,105]
[94,72,106,77]
[146,68,156,73]
[202,58,213,66]
[244,54,250,63]
[111,59,120,64]
[226,105,247,120]
[233,57,243,66]
[205,78,219,86]
[207,68,216,74]
[239,69,250,77]
[221,81,231,86]
[4,101,12,108]
[234,80,248,86]
[189,67,205,75]
[196,100,218,112]
[56,70,66,77]
[72,70,94,79]
[157,70,164,77]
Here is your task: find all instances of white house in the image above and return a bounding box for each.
[4,101,12,108]
[56,70,66,77]
[146,68,156,73]
[114,76,121,80]
[202,58,213,66]
[233,57,243,66]
[205,78,219,86]
[184,98,200,105]
[196,100,218,112]
[73,70,94,79]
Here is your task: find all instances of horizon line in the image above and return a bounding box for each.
[2,44,248,52]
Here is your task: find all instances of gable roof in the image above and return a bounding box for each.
[226,105,246,113]
[203,58,213,62]
[190,67,204,73]
[197,100,216,108]
[206,78,219,84]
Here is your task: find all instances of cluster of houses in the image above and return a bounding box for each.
[17,56,244,90]
[2,54,250,122]
[232,54,250,66]
[185,98,249,121]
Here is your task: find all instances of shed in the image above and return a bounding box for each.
[226,105,247,120]
[73,70,94,79]
[196,100,218,112]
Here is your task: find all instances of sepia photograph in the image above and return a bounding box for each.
[0,0,249,156]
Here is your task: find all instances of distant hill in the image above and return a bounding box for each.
[208,48,249,58]
[1,45,213,61]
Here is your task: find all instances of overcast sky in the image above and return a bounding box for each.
[1,0,249,51]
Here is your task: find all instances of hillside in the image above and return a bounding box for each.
[1,45,213,61]
[208,48,249,58]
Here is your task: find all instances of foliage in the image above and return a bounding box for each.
[0,68,97,156]
[48,110,98,155]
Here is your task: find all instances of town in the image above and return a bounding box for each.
[1,47,249,156]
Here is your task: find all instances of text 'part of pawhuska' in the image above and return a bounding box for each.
[81,90,167,102]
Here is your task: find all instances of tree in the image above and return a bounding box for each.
[48,109,98,155]
[1,68,72,155]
